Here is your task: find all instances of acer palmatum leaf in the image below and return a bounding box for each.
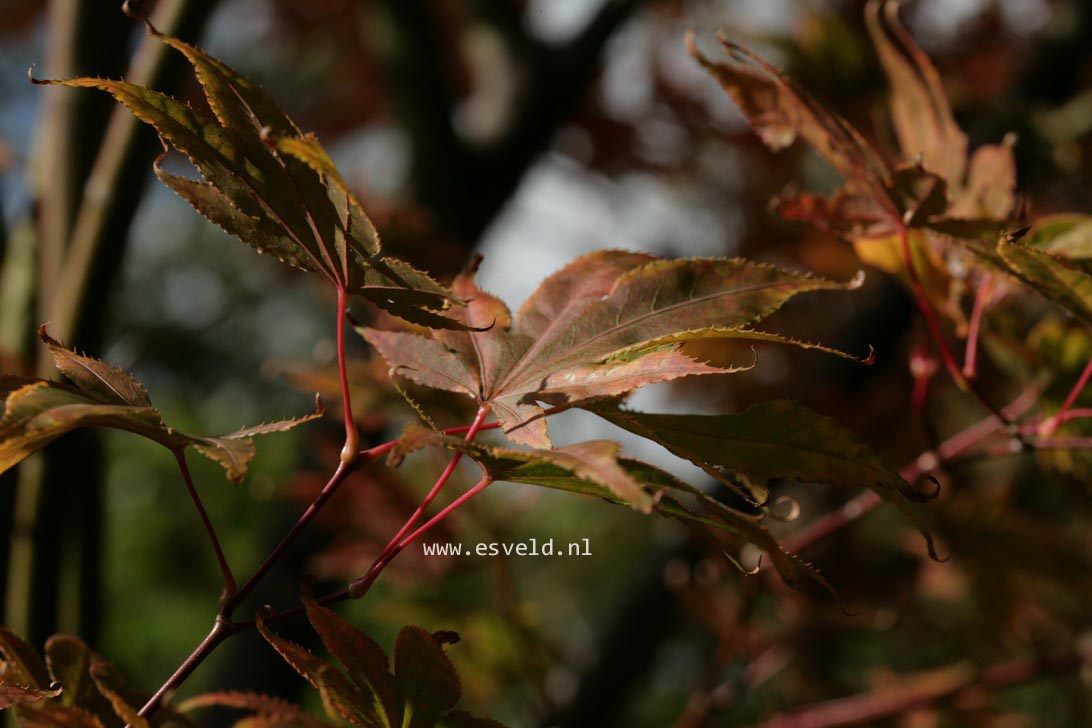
[31,22,466,330]
[364,251,864,447]
[0,329,320,484]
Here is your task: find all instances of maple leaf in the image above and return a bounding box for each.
[363,251,864,447]
[254,600,508,728]
[0,629,193,728]
[996,221,1092,323]
[587,399,938,557]
[388,426,834,590]
[180,692,334,727]
[0,329,320,484]
[687,0,1018,325]
[30,22,465,331]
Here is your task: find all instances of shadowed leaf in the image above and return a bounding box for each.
[392,627,460,728]
[0,684,62,711]
[179,691,332,727]
[0,331,319,484]
[303,597,397,728]
[257,610,505,728]
[589,400,938,558]
[88,662,147,728]
[45,637,113,714]
[256,610,378,726]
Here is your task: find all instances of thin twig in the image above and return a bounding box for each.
[783,387,1039,553]
[1039,355,1092,436]
[174,450,236,600]
[228,460,350,612]
[758,651,1087,727]
[962,275,992,379]
[336,287,360,462]
[135,618,232,719]
[348,475,494,598]
[895,224,1017,433]
[370,405,491,557]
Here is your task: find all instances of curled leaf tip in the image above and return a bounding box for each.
[27,65,45,85]
[461,253,485,277]
[769,494,801,522]
[839,599,869,618]
[908,474,942,502]
[1004,225,1031,244]
[863,345,877,366]
[747,345,759,369]
[121,0,145,23]
[849,269,867,289]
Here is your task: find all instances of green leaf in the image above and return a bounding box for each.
[588,400,938,558]
[392,627,460,728]
[999,230,1092,323]
[1018,214,1092,271]
[364,251,862,447]
[34,24,461,329]
[0,331,320,484]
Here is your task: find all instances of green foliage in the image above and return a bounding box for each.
[996,218,1092,323]
[0,329,320,484]
[31,20,462,330]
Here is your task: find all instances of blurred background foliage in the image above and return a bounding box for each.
[1,0,1091,726]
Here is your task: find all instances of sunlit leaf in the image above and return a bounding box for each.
[364,251,862,447]
[32,23,463,329]
[999,230,1092,323]
[389,426,832,590]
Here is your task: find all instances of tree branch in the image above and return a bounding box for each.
[759,651,1087,728]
